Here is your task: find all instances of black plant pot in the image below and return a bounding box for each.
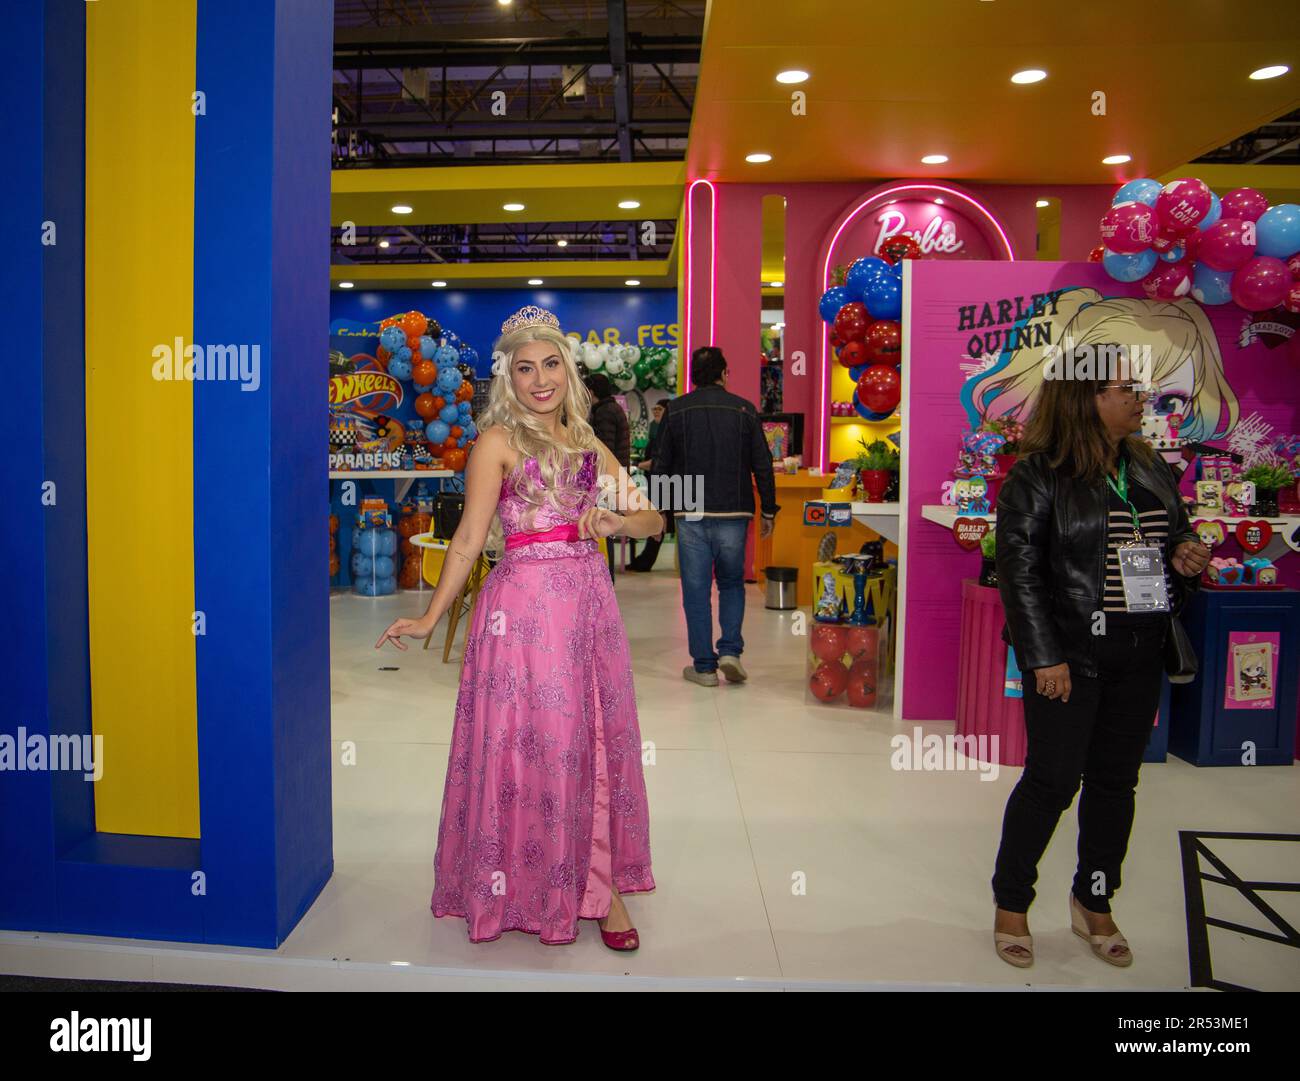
[1251,487,1279,518]
[978,556,998,588]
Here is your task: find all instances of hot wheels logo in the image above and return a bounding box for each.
[328,371,403,413]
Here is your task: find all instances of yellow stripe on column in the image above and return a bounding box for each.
[85,0,200,837]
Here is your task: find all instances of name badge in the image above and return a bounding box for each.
[1117,545,1170,613]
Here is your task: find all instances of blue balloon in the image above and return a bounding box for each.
[863,274,902,320]
[1196,192,1221,232]
[462,421,477,440]
[1158,243,1185,264]
[818,285,854,323]
[1255,203,1300,258]
[418,336,437,359]
[395,345,412,364]
[379,529,397,557]
[890,260,904,277]
[439,404,460,423]
[436,367,463,393]
[457,436,467,448]
[387,357,413,381]
[1191,262,1234,306]
[434,344,459,367]
[379,326,405,351]
[845,257,893,295]
[853,396,894,422]
[1112,178,1162,208]
[426,420,450,444]
[373,555,395,579]
[457,401,472,414]
[1102,248,1157,282]
[848,363,868,381]
[352,553,373,577]
[357,529,384,557]
[413,381,434,394]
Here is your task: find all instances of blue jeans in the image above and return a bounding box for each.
[675,517,748,673]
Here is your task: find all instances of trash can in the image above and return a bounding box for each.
[765,566,798,610]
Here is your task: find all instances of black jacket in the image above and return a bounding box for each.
[652,383,780,517]
[995,445,1199,678]
[589,396,630,468]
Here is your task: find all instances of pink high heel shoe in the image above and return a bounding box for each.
[599,926,640,951]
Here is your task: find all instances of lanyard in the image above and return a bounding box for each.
[1105,458,1144,544]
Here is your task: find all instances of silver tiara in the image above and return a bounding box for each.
[501,305,560,334]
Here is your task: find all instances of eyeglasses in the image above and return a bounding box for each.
[1098,382,1152,400]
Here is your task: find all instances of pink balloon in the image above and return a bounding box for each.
[1100,201,1157,254]
[1151,231,1181,254]
[1141,259,1193,300]
[1198,218,1257,272]
[1284,283,1300,314]
[1182,230,1202,263]
[1287,252,1300,280]
[1230,256,1290,311]
[1219,187,1270,224]
[1156,178,1213,235]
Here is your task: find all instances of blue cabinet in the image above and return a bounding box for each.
[1169,589,1300,766]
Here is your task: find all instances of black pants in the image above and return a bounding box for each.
[992,621,1165,914]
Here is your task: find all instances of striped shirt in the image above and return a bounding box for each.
[1102,474,1171,622]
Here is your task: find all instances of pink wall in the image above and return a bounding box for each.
[679,177,1114,429]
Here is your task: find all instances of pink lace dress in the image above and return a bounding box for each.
[430,448,656,943]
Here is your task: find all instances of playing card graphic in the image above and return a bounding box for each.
[1224,632,1279,710]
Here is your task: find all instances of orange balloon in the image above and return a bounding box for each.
[329,514,338,534]
[455,383,474,402]
[415,393,437,420]
[377,345,390,362]
[432,396,446,412]
[442,437,458,450]
[443,448,468,473]
[401,311,428,337]
[413,360,436,385]
[450,425,463,437]
[329,554,340,576]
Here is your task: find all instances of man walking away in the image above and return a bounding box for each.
[652,346,780,686]
[585,373,630,578]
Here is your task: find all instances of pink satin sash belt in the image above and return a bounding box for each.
[504,522,582,550]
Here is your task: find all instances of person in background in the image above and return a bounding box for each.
[585,373,630,578]
[628,400,672,572]
[652,346,780,686]
[990,367,1209,970]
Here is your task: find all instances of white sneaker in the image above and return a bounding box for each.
[718,655,748,683]
[682,666,719,687]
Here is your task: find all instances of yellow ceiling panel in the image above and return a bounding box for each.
[331,259,674,291]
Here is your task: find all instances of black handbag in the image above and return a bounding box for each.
[1164,615,1198,684]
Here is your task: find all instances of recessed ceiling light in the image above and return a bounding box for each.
[1249,64,1289,80]
[745,152,772,163]
[1011,69,1047,84]
[556,238,568,247]
[431,281,447,288]
[378,239,390,248]
[528,278,543,285]
[1102,154,1131,165]
[934,198,944,205]
[921,154,948,165]
[625,279,641,286]
[618,200,641,209]
[769,280,784,287]
[776,70,809,84]
[338,281,354,289]
[391,204,413,214]
[1035,199,1050,208]
[504,202,526,212]
[497,0,512,7]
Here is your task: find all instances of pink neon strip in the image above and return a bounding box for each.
[817,182,1015,469]
[683,178,716,393]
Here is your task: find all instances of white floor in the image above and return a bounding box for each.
[4,556,1299,991]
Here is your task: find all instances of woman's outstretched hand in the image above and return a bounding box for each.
[375,615,436,651]
[1171,539,1211,577]
[577,506,625,540]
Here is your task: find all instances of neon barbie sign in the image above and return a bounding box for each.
[873,204,966,256]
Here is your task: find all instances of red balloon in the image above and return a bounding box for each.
[1283,283,1300,314]
[413,360,437,385]
[1287,253,1300,281]
[1141,258,1193,300]
[844,625,878,661]
[1220,187,1270,224]
[1198,219,1256,272]
[809,660,849,702]
[1101,201,1158,253]
[810,623,848,663]
[846,656,878,708]
[837,340,867,368]
[833,302,872,344]
[1231,256,1289,312]
[1155,178,1213,235]
[857,364,901,414]
[863,320,901,363]
[414,393,437,420]
[829,332,845,350]
[1150,230,1181,254]
[1087,244,1106,263]
[1182,229,1202,263]
[879,235,922,264]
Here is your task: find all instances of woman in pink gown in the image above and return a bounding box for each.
[377,306,660,948]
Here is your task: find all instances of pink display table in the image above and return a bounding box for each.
[956,578,1027,766]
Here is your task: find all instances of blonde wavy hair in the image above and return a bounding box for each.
[478,323,601,554]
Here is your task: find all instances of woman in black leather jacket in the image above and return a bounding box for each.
[989,368,1210,969]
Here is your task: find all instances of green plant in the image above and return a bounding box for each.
[855,438,899,472]
[1243,463,1295,491]
[980,529,996,559]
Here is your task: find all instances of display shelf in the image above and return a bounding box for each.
[921,504,993,529]
[850,502,902,543]
[329,469,454,501]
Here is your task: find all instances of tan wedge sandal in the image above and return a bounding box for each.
[1070,893,1132,967]
[994,931,1034,968]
